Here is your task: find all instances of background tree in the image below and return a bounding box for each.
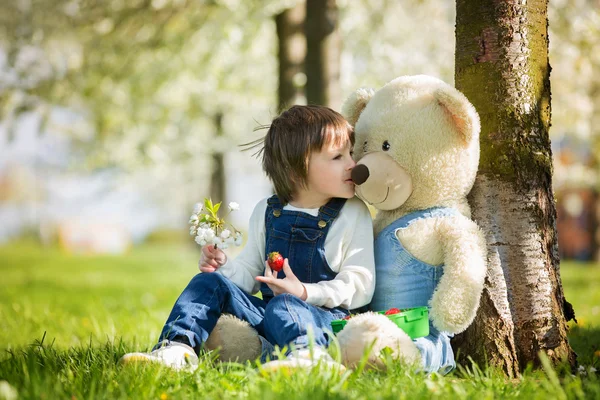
[305,0,341,108]
[275,1,306,111]
[453,0,577,376]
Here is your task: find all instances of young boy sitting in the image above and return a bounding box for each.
[120,105,375,371]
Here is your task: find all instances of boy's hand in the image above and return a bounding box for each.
[199,244,227,273]
[255,259,307,300]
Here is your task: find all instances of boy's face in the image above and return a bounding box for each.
[305,139,356,202]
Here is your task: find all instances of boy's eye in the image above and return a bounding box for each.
[334,154,342,160]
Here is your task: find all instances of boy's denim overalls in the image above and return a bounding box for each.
[157,195,350,360]
[370,207,458,374]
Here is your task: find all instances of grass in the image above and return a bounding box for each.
[0,240,599,399]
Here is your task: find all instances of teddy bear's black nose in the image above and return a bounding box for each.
[351,164,370,185]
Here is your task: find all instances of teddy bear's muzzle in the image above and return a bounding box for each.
[351,164,370,185]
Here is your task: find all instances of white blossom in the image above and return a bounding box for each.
[220,229,231,239]
[234,233,243,246]
[195,235,204,245]
[220,243,229,249]
[228,202,240,211]
[212,237,222,246]
[205,229,216,240]
[193,203,203,213]
[225,236,235,244]
[189,226,197,236]
[189,214,199,224]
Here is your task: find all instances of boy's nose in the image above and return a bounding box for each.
[351,164,370,185]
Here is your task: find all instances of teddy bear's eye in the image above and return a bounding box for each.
[382,140,391,151]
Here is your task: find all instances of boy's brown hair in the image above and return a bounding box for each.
[248,105,354,204]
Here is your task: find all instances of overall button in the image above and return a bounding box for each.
[273,210,281,217]
[318,220,327,228]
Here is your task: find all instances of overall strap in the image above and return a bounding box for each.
[318,197,347,223]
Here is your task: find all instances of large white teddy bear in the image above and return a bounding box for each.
[336,75,487,373]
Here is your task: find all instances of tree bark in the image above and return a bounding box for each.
[305,0,341,109]
[453,0,577,376]
[275,2,306,111]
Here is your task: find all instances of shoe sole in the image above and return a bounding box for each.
[119,353,198,372]
[260,359,346,374]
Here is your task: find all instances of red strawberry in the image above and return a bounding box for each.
[384,308,402,315]
[267,252,284,272]
[343,315,353,320]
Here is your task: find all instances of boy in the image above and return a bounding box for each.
[121,105,375,371]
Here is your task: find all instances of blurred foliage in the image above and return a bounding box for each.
[143,228,190,244]
[1,0,598,187]
[0,0,453,168]
[549,0,600,140]
[1,0,293,170]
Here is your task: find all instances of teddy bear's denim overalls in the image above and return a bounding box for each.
[370,207,459,374]
[157,195,349,360]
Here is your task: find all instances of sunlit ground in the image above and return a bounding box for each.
[0,240,598,399]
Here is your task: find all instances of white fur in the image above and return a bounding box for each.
[350,75,480,219]
[204,314,262,362]
[339,75,487,369]
[337,312,421,370]
[342,87,375,126]
[427,216,487,333]
[394,215,487,333]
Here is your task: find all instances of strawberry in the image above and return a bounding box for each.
[384,308,402,315]
[267,252,285,272]
[343,315,353,320]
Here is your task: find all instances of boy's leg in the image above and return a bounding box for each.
[159,272,267,352]
[263,293,346,350]
[121,273,268,369]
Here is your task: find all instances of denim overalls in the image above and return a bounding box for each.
[158,195,349,360]
[370,207,458,374]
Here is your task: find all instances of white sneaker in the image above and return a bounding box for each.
[119,341,199,371]
[260,347,346,373]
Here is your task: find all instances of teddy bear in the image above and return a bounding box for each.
[335,75,487,373]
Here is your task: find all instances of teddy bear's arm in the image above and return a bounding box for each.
[428,216,487,334]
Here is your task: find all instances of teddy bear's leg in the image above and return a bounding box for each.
[204,314,265,363]
[337,312,422,370]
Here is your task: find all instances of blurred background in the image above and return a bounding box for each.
[0,0,598,261]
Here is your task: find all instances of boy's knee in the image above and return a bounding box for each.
[190,272,228,287]
[265,293,306,314]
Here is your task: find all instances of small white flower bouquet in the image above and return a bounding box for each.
[189,199,243,249]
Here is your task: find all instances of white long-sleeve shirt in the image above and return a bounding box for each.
[216,196,375,310]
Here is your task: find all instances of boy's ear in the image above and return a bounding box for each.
[342,88,375,126]
[434,88,480,146]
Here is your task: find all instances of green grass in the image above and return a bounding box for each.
[0,241,599,399]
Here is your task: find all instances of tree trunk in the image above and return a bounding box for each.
[275,2,306,111]
[304,0,341,109]
[590,81,600,262]
[453,0,577,376]
[210,111,225,203]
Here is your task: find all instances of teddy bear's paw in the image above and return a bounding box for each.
[337,312,421,371]
[205,314,262,363]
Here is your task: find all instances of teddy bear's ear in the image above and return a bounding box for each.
[434,88,481,146]
[342,87,375,126]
